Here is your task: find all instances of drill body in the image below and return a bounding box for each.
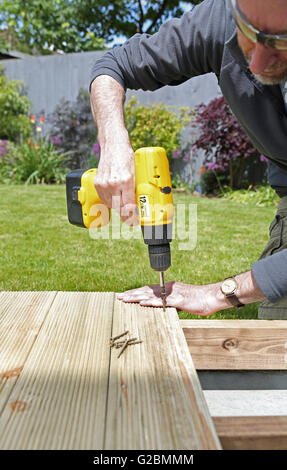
[66,147,174,305]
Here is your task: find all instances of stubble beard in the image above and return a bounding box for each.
[252,69,287,85]
[244,54,287,85]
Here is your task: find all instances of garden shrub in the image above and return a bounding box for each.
[222,185,279,207]
[124,97,192,162]
[192,96,266,192]
[0,138,68,184]
[48,89,97,169]
[0,67,32,142]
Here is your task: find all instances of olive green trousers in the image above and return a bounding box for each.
[258,195,287,319]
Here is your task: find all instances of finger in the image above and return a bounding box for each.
[118,292,152,302]
[111,193,122,215]
[117,285,154,297]
[121,179,136,207]
[121,203,139,226]
[118,296,152,304]
[139,298,163,307]
[94,179,113,208]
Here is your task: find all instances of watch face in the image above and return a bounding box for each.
[221,278,236,295]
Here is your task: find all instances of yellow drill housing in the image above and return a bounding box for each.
[135,147,174,227]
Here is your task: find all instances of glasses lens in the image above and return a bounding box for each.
[236,13,257,42]
[273,38,287,51]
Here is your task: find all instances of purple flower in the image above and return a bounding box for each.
[260,154,268,162]
[206,162,221,171]
[50,136,61,146]
[0,140,9,157]
[171,149,182,159]
[91,142,101,155]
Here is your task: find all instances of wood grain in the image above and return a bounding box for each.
[0,292,114,450]
[180,320,287,370]
[0,291,57,414]
[105,299,221,450]
[214,416,287,450]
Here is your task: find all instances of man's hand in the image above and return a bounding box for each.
[117,271,266,316]
[94,142,138,225]
[117,281,225,316]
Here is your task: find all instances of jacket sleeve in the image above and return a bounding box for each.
[252,250,287,303]
[90,0,227,91]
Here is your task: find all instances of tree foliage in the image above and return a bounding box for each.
[0,0,106,54]
[0,0,203,54]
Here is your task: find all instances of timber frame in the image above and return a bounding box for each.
[180,319,287,450]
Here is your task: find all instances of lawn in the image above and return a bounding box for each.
[0,185,276,319]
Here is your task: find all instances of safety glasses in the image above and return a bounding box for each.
[230,0,287,50]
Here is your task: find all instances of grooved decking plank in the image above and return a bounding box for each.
[180,320,287,370]
[0,291,57,413]
[105,299,221,450]
[0,292,114,450]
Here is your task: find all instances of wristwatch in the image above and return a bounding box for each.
[220,277,245,308]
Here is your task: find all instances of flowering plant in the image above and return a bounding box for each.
[29,114,46,137]
[0,136,69,184]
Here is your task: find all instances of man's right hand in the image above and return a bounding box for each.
[94,141,138,226]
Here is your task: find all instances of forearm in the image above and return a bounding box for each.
[90,75,130,146]
[205,270,266,314]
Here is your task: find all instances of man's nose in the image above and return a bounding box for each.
[249,42,279,74]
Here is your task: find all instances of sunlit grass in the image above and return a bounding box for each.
[0,185,275,319]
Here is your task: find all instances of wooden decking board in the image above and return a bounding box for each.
[0,292,114,450]
[105,300,221,450]
[181,320,287,370]
[0,291,220,450]
[0,292,57,414]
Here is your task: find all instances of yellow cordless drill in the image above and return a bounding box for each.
[66,147,174,310]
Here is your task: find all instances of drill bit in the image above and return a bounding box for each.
[159,271,166,312]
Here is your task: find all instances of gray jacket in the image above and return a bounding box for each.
[90,0,287,303]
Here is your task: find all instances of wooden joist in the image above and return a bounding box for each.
[180,320,287,370]
[214,416,287,450]
[0,291,220,450]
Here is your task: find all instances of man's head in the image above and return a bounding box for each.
[232,0,287,85]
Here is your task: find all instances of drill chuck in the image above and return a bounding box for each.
[148,243,170,272]
[141,222,172,272]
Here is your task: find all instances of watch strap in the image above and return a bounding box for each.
[223,277,245,308]
[225,293,245,308]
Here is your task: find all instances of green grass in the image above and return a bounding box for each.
[0,185,276,319]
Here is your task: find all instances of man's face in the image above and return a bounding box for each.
[237,0,287,85]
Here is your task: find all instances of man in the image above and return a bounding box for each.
[90,0,287,317]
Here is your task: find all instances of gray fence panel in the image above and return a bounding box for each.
[2,50,221,114]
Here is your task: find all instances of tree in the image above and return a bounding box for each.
[0,0,106,54]
[0,0,203,55]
